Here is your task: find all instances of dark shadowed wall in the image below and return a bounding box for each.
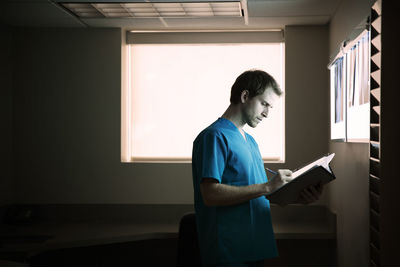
[0,24,14,206]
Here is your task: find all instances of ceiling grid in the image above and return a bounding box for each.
[61,1,242,18]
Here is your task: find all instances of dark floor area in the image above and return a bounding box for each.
[29,239,177,267]
[266,239,337,267]
[27,238,336,267]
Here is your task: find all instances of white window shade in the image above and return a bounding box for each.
[122,31,285,162]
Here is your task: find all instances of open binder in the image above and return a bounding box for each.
[266,153,336,205]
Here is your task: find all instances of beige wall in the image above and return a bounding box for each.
[327,0,375,266]
[279,25,329,171]
[0,24,14,206]
[12,28,194,204]
[273,24,330,204]
[11,26,329,204]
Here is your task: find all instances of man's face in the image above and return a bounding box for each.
[242,87,279,128]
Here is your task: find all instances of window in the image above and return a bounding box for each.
[329,29,370,142]
[122,31,285,162]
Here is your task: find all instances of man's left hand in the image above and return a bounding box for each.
[297,182,324,204]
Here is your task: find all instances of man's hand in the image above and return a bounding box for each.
[296,182,324,204]
[278,169,293,183]
[266,169,293,194]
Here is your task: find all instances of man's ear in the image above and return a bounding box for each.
[240,90,249,103]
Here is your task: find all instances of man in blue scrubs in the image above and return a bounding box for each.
[192,70,323,267]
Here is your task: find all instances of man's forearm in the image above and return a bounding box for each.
[200,180,271,207]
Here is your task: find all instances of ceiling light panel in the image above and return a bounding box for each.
[122,3,158,17]
[61,1,242,18]
[62,3,103,18]
[92,3,131,17]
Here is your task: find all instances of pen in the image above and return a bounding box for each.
[265,168,277,175]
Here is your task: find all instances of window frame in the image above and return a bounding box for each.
[121,30,285,163]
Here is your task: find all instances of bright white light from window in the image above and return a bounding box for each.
[128,43,284,162]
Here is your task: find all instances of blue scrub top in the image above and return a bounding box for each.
[192,118,278,265]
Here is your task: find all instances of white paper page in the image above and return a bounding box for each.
[320,153,335,172]
[291,153,335,179]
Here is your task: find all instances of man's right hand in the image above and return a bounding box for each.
[265,169,293,194]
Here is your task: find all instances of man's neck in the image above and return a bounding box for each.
[221,104,246,135]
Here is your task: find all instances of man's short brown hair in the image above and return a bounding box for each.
[230,69,282,104]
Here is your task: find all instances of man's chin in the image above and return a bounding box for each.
[248,122,259,128]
